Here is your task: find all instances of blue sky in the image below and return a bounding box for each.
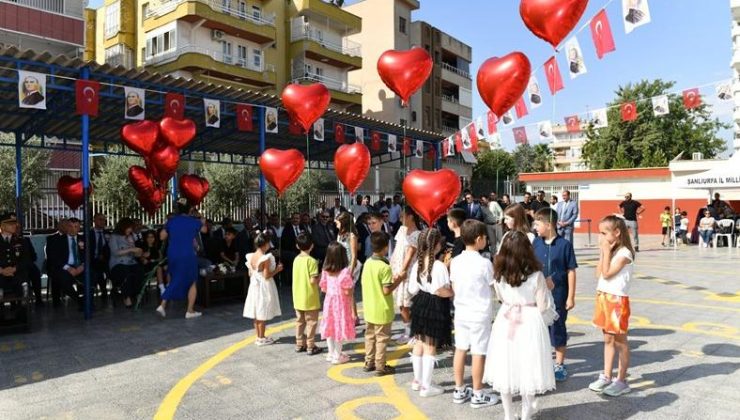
[90,0,734,151]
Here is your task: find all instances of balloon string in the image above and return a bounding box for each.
[306,131,312,213]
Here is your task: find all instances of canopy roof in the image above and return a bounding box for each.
[673,153,740,190]
[0,46,444,167]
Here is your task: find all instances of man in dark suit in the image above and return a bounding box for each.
[279,213,304,286]
[46,218,86,309]
[462,191,482,221]
[311,211,335,266]
[329,197,347,219]
[89,213,110,300]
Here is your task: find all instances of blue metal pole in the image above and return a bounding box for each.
[171,173,178,204]
[80,67,92,320]
[434,142,441,170]
[14,132,22,221]
[258,107,266,228]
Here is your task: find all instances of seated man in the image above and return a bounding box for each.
[218,228,240,271]
[46,218,87,310]
[0,213,27,311]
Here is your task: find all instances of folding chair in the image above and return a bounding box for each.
[713,219,735,248]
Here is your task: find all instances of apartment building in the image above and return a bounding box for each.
[550,123,588,172]
[85,0,363,110]
[0,0,86,57]
[731,0,740,151]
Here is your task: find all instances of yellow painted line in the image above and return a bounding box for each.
[153,321,295,420]
[633,262,740,276]
[629,380,655,389]
[574,296,740,313]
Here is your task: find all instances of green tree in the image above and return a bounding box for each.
[0,139,50,213]
[92,156,145,217]
[269,170,333,216]
[582,79,728,169]
[532,143,554,172]
[511,144,537,173]
[203,163,258,220]
[472,148,517,195]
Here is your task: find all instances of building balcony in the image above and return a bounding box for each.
[0,0,84,18]
[441,94,472,117]
[290,24,362,70]
[441,125,458,136]
[145,45,277,87]
[291,73,362,105]
[293,0,362,34]
[733,108,740,122]
[440,62,472,90]
[144,0,277,44]
[733,0,740,20]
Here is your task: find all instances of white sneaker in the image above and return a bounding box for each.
[156,305,166,318]
[332,353,350,364]
[256,337,275,347]
[411,380,421,391]
[420,384,444,397]
[185,311,202,319]
[470,391,499,409]
[325,353,334,362]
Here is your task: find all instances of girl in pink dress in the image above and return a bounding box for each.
[319,242,356,364]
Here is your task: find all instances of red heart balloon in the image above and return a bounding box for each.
[128,165,156,195]
[477,52,531,118]
[281,83,331,133]
[137,191,163,216]
[377,47,433,107]
[159,117,197,150]
[150,144,180,183]
[402,169,461,226]
[520,0,589,48]
[121,120,159,157]
[57,176,86,210]
[259,148,305,196]
[179,174,210,205]
[334,143,370,194]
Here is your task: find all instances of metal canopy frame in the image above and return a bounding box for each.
[0,46,444,319]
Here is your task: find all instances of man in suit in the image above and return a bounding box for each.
[212,217,233,241]
[311,211,335,266]
[329,197,348,219]
[373,192,387,211]
[89,213,110,300]
[46,218,87,310]
[556,190,579,244]
[280,213,304,286]
[462,191,482,221]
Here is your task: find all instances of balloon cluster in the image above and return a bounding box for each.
[121,117,196,215]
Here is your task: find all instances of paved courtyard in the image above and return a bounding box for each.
[0,235,738,420]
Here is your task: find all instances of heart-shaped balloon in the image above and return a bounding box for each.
[121,120,159,157]
[477,52,531,118]
[334,143,370,194]
[137,190,164,216]
[520,0,589,48]
[179,174,210,205]
[128,165,156,195]
[57,176,86,210]
[259,148,305,196]
[402,169,461,226]
[377,47,433,107]
[149,144,180,183]
[159,117,197,150]
[281,83,331,133]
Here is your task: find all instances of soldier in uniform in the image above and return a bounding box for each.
[0,213,27,308]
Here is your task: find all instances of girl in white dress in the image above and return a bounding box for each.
[390,206,420,342]
[485,231,557,420]
[243,233,283,346]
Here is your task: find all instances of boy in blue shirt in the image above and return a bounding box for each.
[533,208,577,382]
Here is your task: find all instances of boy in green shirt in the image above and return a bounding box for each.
[659,206,672,247]
[361,231,402,375]
[292,233,322,355]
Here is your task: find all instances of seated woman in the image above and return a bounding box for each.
[218,228,240,271]
[109,218,145,308]
[139,230,165,295]
[698,209,716,248]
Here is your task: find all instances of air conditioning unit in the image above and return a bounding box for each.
[211,30,225,41]
[692,152,704,160]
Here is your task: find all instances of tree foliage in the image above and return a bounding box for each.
[268,169,334,216]
[532,143,554,172]
[472,148,517,195]
[0,136,50,213]
[203,163,258,219]
[92,156,145,217]
[582,79,728,169]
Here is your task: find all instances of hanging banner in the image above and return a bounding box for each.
[623,0,651,34]
[538,120,554,141]
[716,82,732,101]
[475,115,486,140]
[528,76,543,108]
[565,37,587,79]
[487,111,499,135]
[313,118,324,141]
[652,95,669,116]
[513,127,528,145]
[501,110,515,126]
[204,99,220,128]
[488,132,502,147]
[124,87,145,120]
[354,126,364,144]
[371,131,381,151]
[335,122,346,143]
[591,9,616,59]
[589,108,609,128]
[236,104,253,132]
[75,80,100,117]
[265,107,278,133]
[388,134,397,153]
[621,101,638,121]
[403,137,411,155]
[514,96,529,119]
[18,70,46,109]
[683,88,701,109]
[446,136,456,157]
[565,115,581,133]
[544,56,564,95]
[415,140,424,158]
[165,93,185,119]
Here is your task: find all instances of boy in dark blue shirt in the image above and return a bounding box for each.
[533,208,578,382]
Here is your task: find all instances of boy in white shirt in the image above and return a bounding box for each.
[449,220,499,409]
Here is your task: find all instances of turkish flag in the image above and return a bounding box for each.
[427,144,437,160]
[75,80,100,116]
[565,115,581,133]
[235,104,253,132]
[334,123,345,143]
[590,9,616,59]
[164,93,185,119]
[454,131,463,152]
[466,124,479,153]
[683,88,701,109]
[514,96,529,119]
[487,111,498,134]
[371,131,381,151]
[442,138,450,158]
[544,56,564,95]
[402,137,411,155]
[621,101,638,121]
[513,127,528,145]
[288,117,304,135]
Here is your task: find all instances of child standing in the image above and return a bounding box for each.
[679,211,689,245]
[450,220,499,408]
[589,215,635,397]
[446,208,467,258]
[319,242,356,364]
[499,204,535,253]
[660,206,672,247]
[484,231,556,420]
[243,233,283,346]
[361,231,403,376]
[408,228,454,397]
[390,206,421,342]
[532,208,577,382]
[292,233,322,355]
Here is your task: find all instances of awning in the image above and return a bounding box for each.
[673,153,740,190]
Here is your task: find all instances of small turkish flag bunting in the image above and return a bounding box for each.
[590,9,616,59]
[565,115,581,133]
[513,127,528,145]
[514,96,528,119]
[75,80,100,116]
[164,93,185,119]
[544,56,564,95]
[371,131,381,151]
[683,88,701,109]
[334,123,345,143]
[621,101,638,122]
[235,104,253,132]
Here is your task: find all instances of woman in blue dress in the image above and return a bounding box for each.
[156,198,204,319]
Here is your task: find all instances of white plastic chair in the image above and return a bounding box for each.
[713,219,735,248]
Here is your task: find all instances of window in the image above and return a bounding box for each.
[304,63,312,77]
[411,111,417,122]
[222,41,233,64]
[399,16,407,34]
[145,29,176,58]
[315,67,324,77]
[142,3,149,19]
[252,5,262,20]
[104,1,120,39]
[221,0,231,13]
[252,48,262,69]
[105,44,133,68]
[238,1,247,19]
[238,45,248,67]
